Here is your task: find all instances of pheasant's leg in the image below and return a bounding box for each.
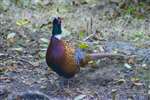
[57,77,66,89]
[58,77,75,89]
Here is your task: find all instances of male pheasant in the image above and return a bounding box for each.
[46,17,126,78]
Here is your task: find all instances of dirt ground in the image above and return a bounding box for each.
[0,0,150,100]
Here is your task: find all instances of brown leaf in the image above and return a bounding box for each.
[0,66,17,73]
[128,57,135,64]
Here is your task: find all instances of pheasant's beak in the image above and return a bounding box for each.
[52,16,63,25]
[57,17,63,24]
[58,17,64,20]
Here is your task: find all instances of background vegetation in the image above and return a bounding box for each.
[0,0,149,99]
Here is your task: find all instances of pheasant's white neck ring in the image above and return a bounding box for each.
[54,34,62,40]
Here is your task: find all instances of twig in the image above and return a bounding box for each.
[83,33,95,41]
[90,16,93,35]
[89,53,129,60]
[86,18,89,36]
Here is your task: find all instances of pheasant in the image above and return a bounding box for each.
[46,17,126,79]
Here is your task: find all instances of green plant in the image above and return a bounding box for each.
[125,6,136,15]
[131,32,150,42]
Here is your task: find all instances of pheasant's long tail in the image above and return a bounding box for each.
[79,53,128,67]
[88,53,128,60]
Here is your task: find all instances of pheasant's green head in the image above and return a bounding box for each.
[52,17,62,36]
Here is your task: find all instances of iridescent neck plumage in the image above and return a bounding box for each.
[52,18,62,40]
[52,18,62,35]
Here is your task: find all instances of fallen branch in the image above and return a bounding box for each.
[0,77,14,81]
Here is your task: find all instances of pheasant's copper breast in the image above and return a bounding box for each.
[61,40,80,75]
[46,37,79,78]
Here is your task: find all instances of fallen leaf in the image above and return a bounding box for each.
[88,60,94,64]
[116,79,126,84]
[39,52,45,59]
[79,42,89,49]
[0,68,5,75]
[74,94,86,100]
[11,47,23,52]
[79,31,84,38]
[0,66,16,74]
[127,98,133,100]
[128,57,135,64]
[142,64,147,67]
[16,18,30,26]
[124,63,132,69]
[131,77,140,82]
[99,46,105,52]
[40,48,47,51]
[40,85,47,89]
[111,89,117,93]
[133,82,143,86]
[7,32,16,39]
[112,49,118,54]
[31,62,40,67]
[24,80,34,85]
[92,49,97,53]
[7,32,16,44]
[111,89,117,100]
[40,38,49,43]
[131,77,143,87]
